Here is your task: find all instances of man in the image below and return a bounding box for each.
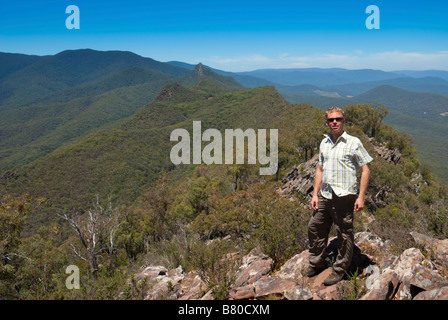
[307,106,373,286]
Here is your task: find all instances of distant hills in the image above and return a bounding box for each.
[169,61,448,96]
[238,68,404,87]
[0,50,190,172]
[356,85,448,120]
[0,49,188,107]
[1,49,447,185]
[167,60,448,182]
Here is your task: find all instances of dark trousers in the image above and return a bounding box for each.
[308,191,356,274]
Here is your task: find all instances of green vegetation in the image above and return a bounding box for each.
[1,52,447,300]
[0,61,182,173]
[2,83,292,235]
[283,84,448,182]
[382,109,448,182]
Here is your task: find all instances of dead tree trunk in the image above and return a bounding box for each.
[58,196,119,280]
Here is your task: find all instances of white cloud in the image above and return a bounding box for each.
[366,51,448,70]
[203,54,272,71]
[279,53,352,68]
[203,51,448,72]
[277,51,448,71]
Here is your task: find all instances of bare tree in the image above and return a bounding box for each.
[58,196,120,279]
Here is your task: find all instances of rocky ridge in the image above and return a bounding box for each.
[131,142,447,300]
[132,231,448,300]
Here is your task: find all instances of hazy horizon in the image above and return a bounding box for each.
[1,1,447,72]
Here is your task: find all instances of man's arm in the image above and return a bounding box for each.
[310,165,323,211]
[354,164,370,212]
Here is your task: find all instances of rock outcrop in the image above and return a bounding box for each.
[278,141,402,202]
[130,142,447,300]
[277,142,400,212]
[373,143,401,165]
[278,154,318,199]
[155,83,181,101]
[131,231,448,300]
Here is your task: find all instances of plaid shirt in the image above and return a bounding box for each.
[319,131,373,199]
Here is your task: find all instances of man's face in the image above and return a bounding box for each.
[326,111,345,135]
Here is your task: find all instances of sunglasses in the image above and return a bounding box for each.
[326,117,344,122]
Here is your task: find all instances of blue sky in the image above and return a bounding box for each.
[1,0,447,71]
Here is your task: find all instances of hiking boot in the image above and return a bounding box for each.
[305,265,326,277]
[323,269,343,286]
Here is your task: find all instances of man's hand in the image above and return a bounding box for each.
[354,196,364,212]
[310,194,319,211]
[355,164,370,212]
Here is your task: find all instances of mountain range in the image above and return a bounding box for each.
[1,49,448,300]
[1,49,447,186]
[169,60,448,182]
[0,50,446,197]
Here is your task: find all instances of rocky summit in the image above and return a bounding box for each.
[130,142,448,301]
[131,230,448,300]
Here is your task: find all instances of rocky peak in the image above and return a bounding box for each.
[370,138,401,164]
[193,63,206,76]
[180,63,244,92]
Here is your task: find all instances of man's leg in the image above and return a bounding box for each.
[329,193,356,275]
[307,193,333,273]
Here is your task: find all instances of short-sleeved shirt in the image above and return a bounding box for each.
[319,131,373,199]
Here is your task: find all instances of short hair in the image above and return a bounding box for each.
[325,106,344,119]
